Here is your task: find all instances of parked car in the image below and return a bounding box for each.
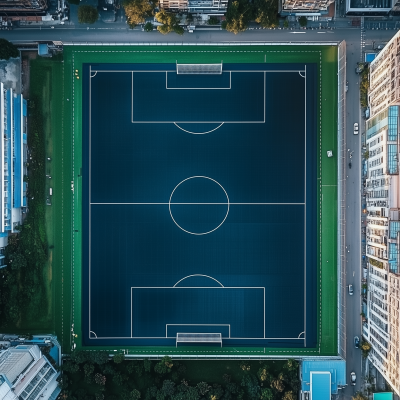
[354,336,360,348]
[348,284,354,295]
[345,81,349,92]
[350,372,356,386]
[354,122,359,135]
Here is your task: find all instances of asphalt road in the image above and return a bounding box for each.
[1,25,397,396]
[0,26,385,43]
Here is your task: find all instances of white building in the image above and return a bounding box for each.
[364,29,400,396]
[159,0,227,14]
[0,345,60,400]
[0,81,28,265]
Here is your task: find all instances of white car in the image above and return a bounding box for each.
[350,372,356,386]
[354,122,359,135]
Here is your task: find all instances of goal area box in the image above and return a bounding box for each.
[81,62,318,349]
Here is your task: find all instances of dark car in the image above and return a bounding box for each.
[354,336,360,348]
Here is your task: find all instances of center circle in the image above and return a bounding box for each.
[169,176,230,235]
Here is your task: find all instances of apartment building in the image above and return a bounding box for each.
[0,345,60,400]
[364,29,400,396]
[159,0,227,14]
[0,82,28,260]
[280,0,334,15]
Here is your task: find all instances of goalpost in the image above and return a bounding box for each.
[176,333,222,347]
[176,62,223,75]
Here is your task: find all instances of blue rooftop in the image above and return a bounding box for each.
[373,394,393,400]
[311,372,330,400]
[302,359,346,395]
[365,53,377,63]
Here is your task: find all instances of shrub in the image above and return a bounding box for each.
[77,5,99,24]
[298,16,307,26]
[0,38,19,60]
[144,22,154,31]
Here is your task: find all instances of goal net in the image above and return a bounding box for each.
[176,63,223,75]
[176,333,222,347]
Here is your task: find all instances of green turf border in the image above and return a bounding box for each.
[57,44,338,357]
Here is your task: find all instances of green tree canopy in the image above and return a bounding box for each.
[155,10,183,34]
[113,353,125,364]
[298,16,307,26]
[144,21,154,31]
[77,5,99,23]
[9,253,27,270]
[0,38,19,60]
[254,0,278,28]
[224,0,252,34]
[123,0,156,27]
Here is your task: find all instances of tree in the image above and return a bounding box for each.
[155,10,182,35]
[89,351,109,365]
[94,373,106,386]
[196,382,210,395]
[144,358,152,372]
[83,363,94,377]
[241,374,260,400]
[298,16,307,27]
[161,380,176,396]
[78,5,99,23]
[254,0,278,28]
[283,19,289,28]
[144,22,154,31]
[113,353,125,364]
[224,0,252,34]
[208,16,219,24]
[282,391,295,400]
[154,356,173,374]
[9,253,26,269]
[257,365,269,382]
[361,340,372,358]
[261,388,274,400]
[0,38,19,60]
[123,0,156,27]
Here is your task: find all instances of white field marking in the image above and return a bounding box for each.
[169,176,229,236]
[304,64,307,347]
[89,331,98,338]
[87,58,311,343]
[299,71,305,78]
[131,71,267,124]
[89,336,305,340]
[90,202,306,205]
[89,64,92,335]
[166,324,231,338]
[90,71,97,78]
[93,70,305,73]
[298,331,305,339]
[166,71,231,90]
[130,286,266,339]
[174,122,224,135]
[173,274,224,287]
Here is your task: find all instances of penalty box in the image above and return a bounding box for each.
[82,62,318,348]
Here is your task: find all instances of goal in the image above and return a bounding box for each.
[176,333,222,347]
[176,63,223,75]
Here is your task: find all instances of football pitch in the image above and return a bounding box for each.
[55,44,338,357]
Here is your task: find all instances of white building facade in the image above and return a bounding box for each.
[0,345,60,400]
[0,81,28,264]
[364,29,400,396]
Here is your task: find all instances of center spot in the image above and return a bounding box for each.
[169,176,230,235]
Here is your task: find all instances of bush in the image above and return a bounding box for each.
[299,16,307,26]
[208,16,219,24]
[0,38,19,60]
[144,21,154,31]
[113,353,125,364]
[77,5,99,23]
